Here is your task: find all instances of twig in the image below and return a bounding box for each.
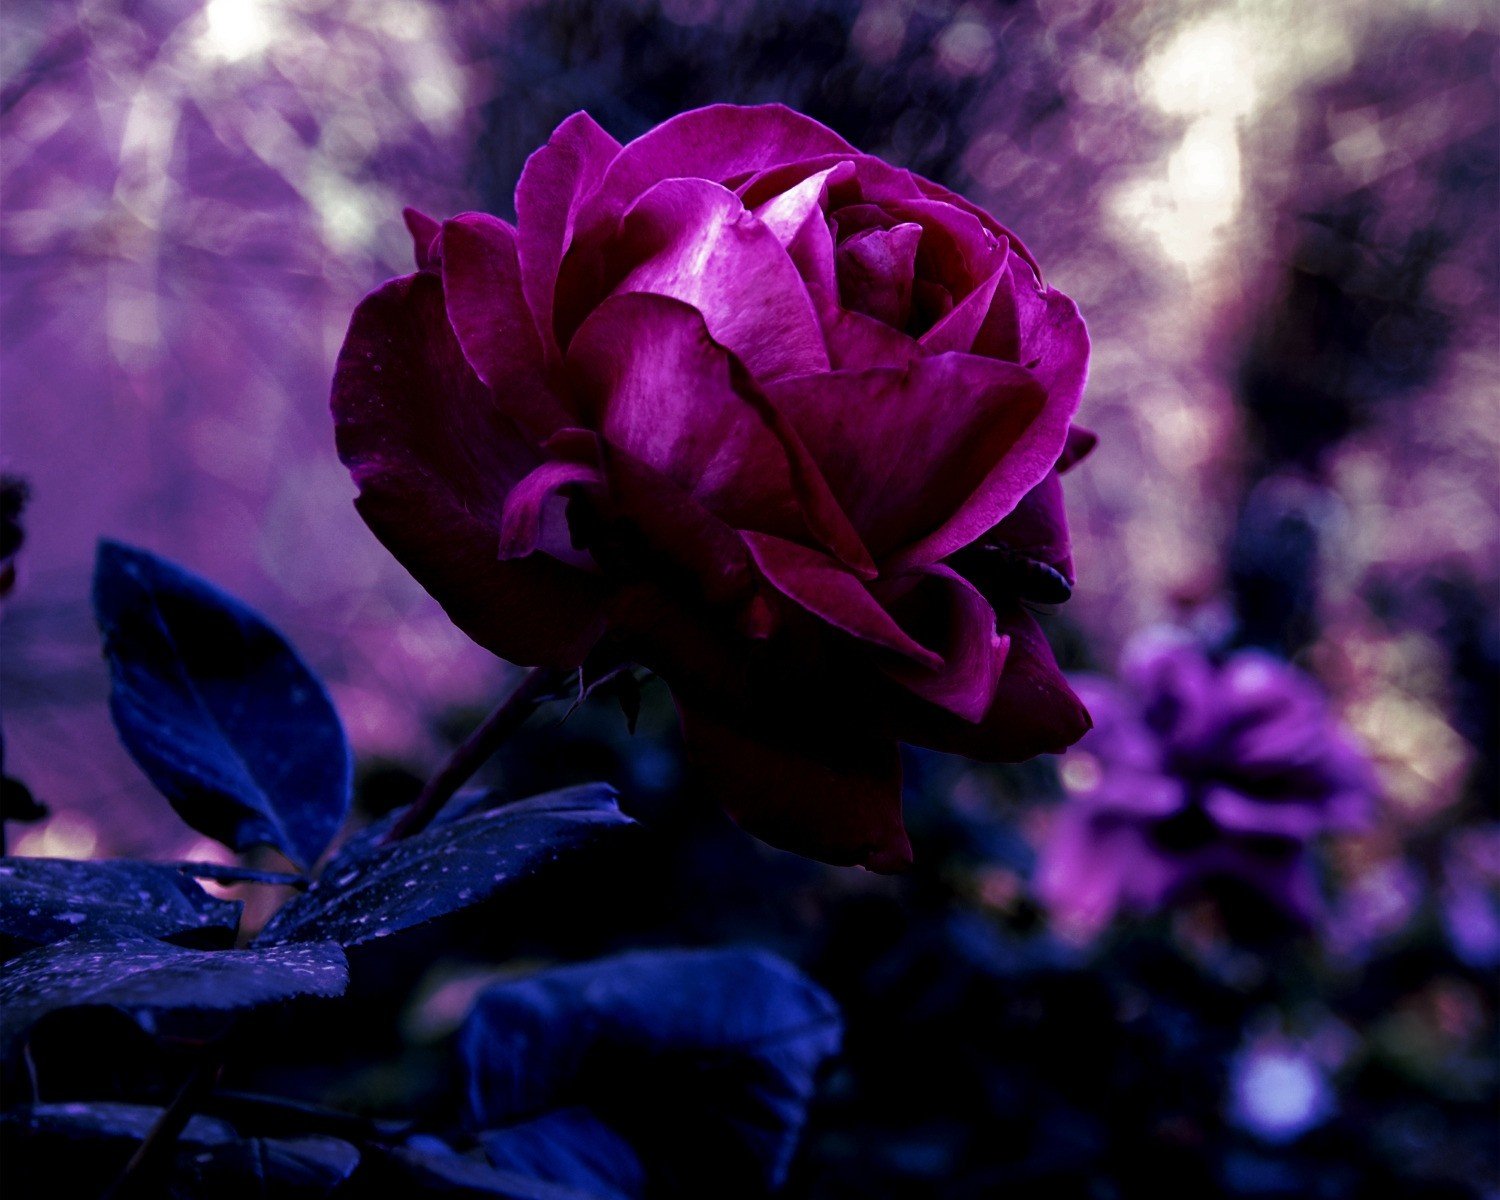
[383,666,566,843]
[101,1035,230,1200]
[174,862,309,890]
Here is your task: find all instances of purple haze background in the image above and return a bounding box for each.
[1,1,1497,1192]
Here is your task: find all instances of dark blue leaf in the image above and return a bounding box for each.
[93,540,351,869]
[1,1102,359,1199]
[363,1141,609,1199]
[258,785,634,948]
[460,948,842,1199]
[479,1110,643,1200]
[1,934,347,1050]
[0,856,241,954]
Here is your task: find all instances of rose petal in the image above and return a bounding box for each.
[766,353,1048,562]
[835,223,923,328]
[813,285,920,369]
[910,173,1045,284]
[974,275,1091,422]
[497,459,603,561]
[587,104,857,226]
[879,197,1008,303]
[515,111,622,361]
[900,602,1091,761]
[676,700,912,873]
[332,274,607,667]
[735,152,922,212]
[919,245,1013,355]
[402,207,441,271]
[742,532,939,667]
[606,178,829,380]
[874,566,1008,722]
[1058,426,1097,473]
[441,214,569,438]
[566,292,870,572]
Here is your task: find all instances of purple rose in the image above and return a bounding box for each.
[1037,629,1375,932]
[332,105,1092,871]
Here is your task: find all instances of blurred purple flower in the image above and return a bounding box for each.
[1037,629,1375,934]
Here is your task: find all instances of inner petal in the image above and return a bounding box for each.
[835,223,923,330]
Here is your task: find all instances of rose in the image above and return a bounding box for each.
[332,104,1093,871]
[1037,630,1375,932]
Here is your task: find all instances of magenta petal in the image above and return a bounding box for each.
[752,163,850,295]
[610,178,829,380]
[875,566,1008,722]
[587,103,856,226]
[742,532,939,667]
[1058,425,1097,473]
[902,602,1091,761]
[836,223,923,328]
[984,469,1075,587]
[975,276,1091,422]
[813,285,920,369]
[752,161,852,245]
[736,151,922,211]
[766,353,1048,561]
[497,459,602,561]
[514,111,622,361]
[919,246,1012,355]
[676,700,912,873]
[566,292,869,570]
[402,207,441,271]
[332,274,606,667]
[441,214,569,438]
[910,173,1045,283]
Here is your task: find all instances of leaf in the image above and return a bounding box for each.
[0,856,241,954]
[479,1111,643,1200]
[0,1102,359,1199]
[93,540,352,869]
[0,935,348,1050]
[459,948,842,1199]
[258,785,634,948]
[357,1141,608,1199]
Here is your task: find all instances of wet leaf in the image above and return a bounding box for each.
[1,935,347,1049]
[0,856,241,956]
[258,785,633,949]
[0,1102,359,1199]
[93,541,351,869]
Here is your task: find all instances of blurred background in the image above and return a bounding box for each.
[2,0,1496,1196]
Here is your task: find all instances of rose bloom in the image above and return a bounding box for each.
[1037,630,1375,932]
[333,105,1092,871]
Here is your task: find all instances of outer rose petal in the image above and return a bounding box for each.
[566,292,870,572]
[974,276,1091,424]
[607,178,829,380]
[874,566,1008,722]
[676,700,912,873]
[742,532,938,667]
[586,104,857,227]
[515,111,622,361]
[402,207,441,271]
[901,602,1091,761]
[766,353,1048,562]
[440,214,569,438]
[332,274,607,667]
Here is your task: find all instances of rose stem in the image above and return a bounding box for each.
[102,1033,230,1200]
[383,665,567,843]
